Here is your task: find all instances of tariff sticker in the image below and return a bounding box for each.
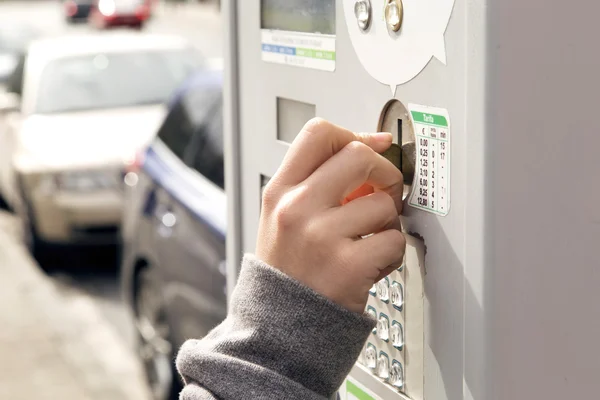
[408,104,451,216]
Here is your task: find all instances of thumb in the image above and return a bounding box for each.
[275,118,392,186]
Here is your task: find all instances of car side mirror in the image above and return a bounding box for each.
[0,92,20,114]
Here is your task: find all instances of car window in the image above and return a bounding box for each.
[156,98,195,162]
[35,48,203,114]
[157,81,223,188]
[177,84,223,188]
[189,101,224,189]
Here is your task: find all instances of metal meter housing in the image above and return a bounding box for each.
[222,0,600,399]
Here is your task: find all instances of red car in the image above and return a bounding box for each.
[88,0,152,30]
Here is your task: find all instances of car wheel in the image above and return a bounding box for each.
[135,267,179,400]
[0,193,9,211]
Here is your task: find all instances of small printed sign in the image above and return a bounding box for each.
[408,104,451,216]
[261,30,336,72]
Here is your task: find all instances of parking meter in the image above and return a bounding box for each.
[222,1,600,399]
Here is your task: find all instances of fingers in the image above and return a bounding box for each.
[274,118,393,186]
[330,192,400,237]
[309,141,404,214]
[375,264,401,282]
[350,229,406,277]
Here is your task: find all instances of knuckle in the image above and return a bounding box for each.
[388,229,407,250]
[373,192,399,225]
[260,182,280,212]
[354,132,369,143]
[373,191,396,214]
[273,196,301,230]
[343,140,371,159]
[301,117,331,137]
[271,186,309,230]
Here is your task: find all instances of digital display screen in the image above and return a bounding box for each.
[261,0,336,35]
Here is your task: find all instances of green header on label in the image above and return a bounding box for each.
[296,48,336,61]
[411,111,448,127]
[346,380,375,400]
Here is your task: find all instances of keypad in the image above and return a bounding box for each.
[359,261,406,391]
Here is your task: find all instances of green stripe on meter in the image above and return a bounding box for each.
[296,48,336,60]
[346,380,377,400]
[411,111,448,127]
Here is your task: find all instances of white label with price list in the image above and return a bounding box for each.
[408,104,451,216]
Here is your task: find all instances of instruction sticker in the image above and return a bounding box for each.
[261,30,336,72]
[408,104,451,216]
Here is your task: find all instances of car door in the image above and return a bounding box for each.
[150,83,227,346]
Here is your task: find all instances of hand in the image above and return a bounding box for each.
[257,118,406,313]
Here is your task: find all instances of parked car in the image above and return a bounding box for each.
[89,0,152,30]
[63,0,95,23]
[0,33,204,263]
[0,23,39,87]
[121,69,226,400]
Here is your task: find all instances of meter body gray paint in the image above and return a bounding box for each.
[223,0,600,399]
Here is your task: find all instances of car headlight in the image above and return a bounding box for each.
[56,170,121,191]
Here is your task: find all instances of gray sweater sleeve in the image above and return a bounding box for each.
[176,254,376,400]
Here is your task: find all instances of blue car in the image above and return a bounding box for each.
[120,69,226,400]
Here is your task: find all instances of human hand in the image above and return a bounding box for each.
[256,118,406,313]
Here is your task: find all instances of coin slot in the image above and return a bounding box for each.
[378,100,416,199]
[397,119,403,169]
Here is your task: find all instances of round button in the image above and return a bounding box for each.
[377,316,389,341]
[358,344,366,366]
[390,362,404,388]
[377,354,390,380]
[390,282,404,309]
[354,0,372,31]
[369,283,377,295]
[385,0,404,32]
[376,278,390,302]
[367,308,377,333]
[391,323,404,349]
[365,346,377,370]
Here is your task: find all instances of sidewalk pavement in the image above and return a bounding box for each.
[0,213,150,400]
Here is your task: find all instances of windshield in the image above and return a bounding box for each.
[0,24,39,52]
[35,48,204,114]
